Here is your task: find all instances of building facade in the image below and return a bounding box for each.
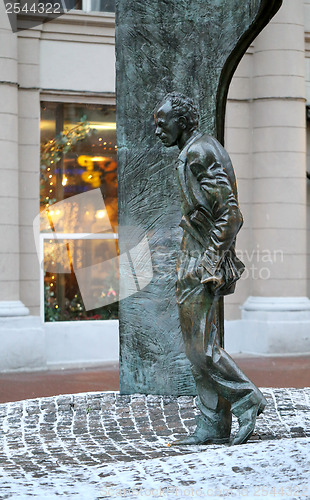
[0,0,309,371]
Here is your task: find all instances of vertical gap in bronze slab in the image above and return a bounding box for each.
[218,297,224,349]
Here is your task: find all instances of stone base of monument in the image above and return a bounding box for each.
[225,296,310,355]
[0,388,309,496]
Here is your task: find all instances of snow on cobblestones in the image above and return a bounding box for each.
[0,389,309,499]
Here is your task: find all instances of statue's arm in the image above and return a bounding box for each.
[189,154,243,285]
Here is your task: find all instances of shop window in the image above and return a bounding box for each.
[40,102,118,322]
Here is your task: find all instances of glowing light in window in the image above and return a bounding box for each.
[95,210,106,219]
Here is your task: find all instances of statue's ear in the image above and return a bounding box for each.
[178,116,187,130]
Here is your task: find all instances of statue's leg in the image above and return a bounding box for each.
[174,259,231,445]
[203,292,267,445]
[175,255,266,445]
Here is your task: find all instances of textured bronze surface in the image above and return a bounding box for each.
[116,0,282,395]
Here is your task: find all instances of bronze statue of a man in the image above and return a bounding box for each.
[154,92,267,445]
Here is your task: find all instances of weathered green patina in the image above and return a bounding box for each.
[116,0,282,395]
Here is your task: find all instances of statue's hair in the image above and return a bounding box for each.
[162,92,199,131]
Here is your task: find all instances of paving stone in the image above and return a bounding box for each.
[0,389,309,498]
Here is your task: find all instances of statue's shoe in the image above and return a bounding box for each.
[170,414,230,446]
[170,433,230,446]
[231,399,266,446]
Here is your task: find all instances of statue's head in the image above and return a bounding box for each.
[154,93,199,148]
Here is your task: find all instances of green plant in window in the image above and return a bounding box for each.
[44,277,119,322]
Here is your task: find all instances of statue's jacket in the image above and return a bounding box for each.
[176,131,245,300]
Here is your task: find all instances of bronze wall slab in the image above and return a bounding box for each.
[116,0,282,394]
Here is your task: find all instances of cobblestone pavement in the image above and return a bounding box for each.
[0,389,309,499]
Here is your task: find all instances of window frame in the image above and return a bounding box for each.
[40,93,118,323]
[39,232,118,323]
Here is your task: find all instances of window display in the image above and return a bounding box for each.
[40,102,118,321]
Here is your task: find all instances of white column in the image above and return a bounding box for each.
[0,3,29,316]
[225,48,254,320]
[0,7,45,371]
[226,0,310,355]
[251,0,307,297]
[18,29,41,316]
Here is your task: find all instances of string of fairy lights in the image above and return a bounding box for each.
[41,119,91,318]
[41,117,118,321]
[40,118,91,208]
[41,119,118,206]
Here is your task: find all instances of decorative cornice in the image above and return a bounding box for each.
[17,11,115,41]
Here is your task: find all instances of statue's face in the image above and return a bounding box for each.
[154,101,182,147]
